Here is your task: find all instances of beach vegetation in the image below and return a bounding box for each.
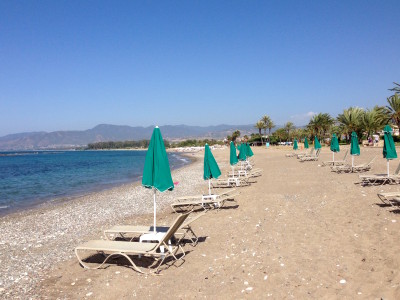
[262,115,275,135]
[385,93,400,128]
[389,82,400,94]
[227,130,241,143]
[254,121,265,144]
[172,139,224,147]
[337,107,364,141]
[87,140,153,149]
[307,113,335,141]
[283,122,296,140]
[273,128,288,143]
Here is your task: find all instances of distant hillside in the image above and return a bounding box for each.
[0,124,258,150]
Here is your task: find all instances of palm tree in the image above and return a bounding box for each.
[389,82,400,94]
[307,113,334,141]
[337,107,364,141]
[385,93,400,128]
[232,130,241,142]
[284,122,296,140]
[255,121,265,144]
[362,106,388,138]
[263,115,276,136]
[274,128,287,142]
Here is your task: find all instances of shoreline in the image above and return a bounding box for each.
[0,151,202,296]
[0,151,195,218]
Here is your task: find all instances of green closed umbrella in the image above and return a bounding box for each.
[246,143,254,157]
[142,126,174,233]
[314,136,321,149]
[330,133,340,164]
[383,125,398,176]
[204,144,221,195]
[230,141,238,167]
[238,143,247,161]
[350,131,360,168]
[304,137,309,149]
[293,139,298,150]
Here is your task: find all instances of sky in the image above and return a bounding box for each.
[0,1,399,136]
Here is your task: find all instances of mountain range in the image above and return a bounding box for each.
[0,124,259,150]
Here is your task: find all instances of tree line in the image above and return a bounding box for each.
[86,139,225,149]
[253,82,400,145]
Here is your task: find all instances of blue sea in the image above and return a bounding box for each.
[0,150,190,216]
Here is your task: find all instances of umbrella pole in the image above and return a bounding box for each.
[153,189,156,233]
[387,160,390,177]
[208,179,211,195]
[333,152,335,163]
[352,156,354,167]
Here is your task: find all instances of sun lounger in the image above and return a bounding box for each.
[330,156,376,173]
[171,193,239,213]
[75,213,189,274]
[299,149,321,162]
[297,148,314,159]
[359,169,400,186]
[174,188,238,203]
[211,176,250,188]
[377,192,400,207]
[359,163,400,186]
[228,168,263,178]
[104,211,206,246]
[322,150,348,166]
[285,152,298,157]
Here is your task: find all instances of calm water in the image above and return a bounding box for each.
[0,150,190,216]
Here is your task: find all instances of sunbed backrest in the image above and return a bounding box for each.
[158,213,190,247]
[343,150,348,160]
[394,162,400,175]
[181,211,206,228]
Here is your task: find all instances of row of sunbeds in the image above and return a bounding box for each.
[286,147,400,208]
[75,160,262,274]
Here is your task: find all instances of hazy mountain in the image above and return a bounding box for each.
[0,124,258,150]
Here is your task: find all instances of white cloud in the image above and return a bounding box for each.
[290,111,317,125]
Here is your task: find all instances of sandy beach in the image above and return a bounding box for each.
[1,146,399,299]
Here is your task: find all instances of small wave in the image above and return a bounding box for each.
[0,205,9,209]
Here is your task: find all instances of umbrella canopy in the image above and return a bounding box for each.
[204,144,221,195]
[350,132,360,156]
[304,137,309,149]
[293,139,298,150]
[314,136,321,149]
[238,143,247,161]
[246,143,254,157]
[229,141,238,166]
[203,144,222,180]
[330,134,340,152]
[142,126,174,192]
[383,125,397,160]
[142,126,174,232]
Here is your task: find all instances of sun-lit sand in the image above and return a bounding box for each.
[2,146,399,298]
